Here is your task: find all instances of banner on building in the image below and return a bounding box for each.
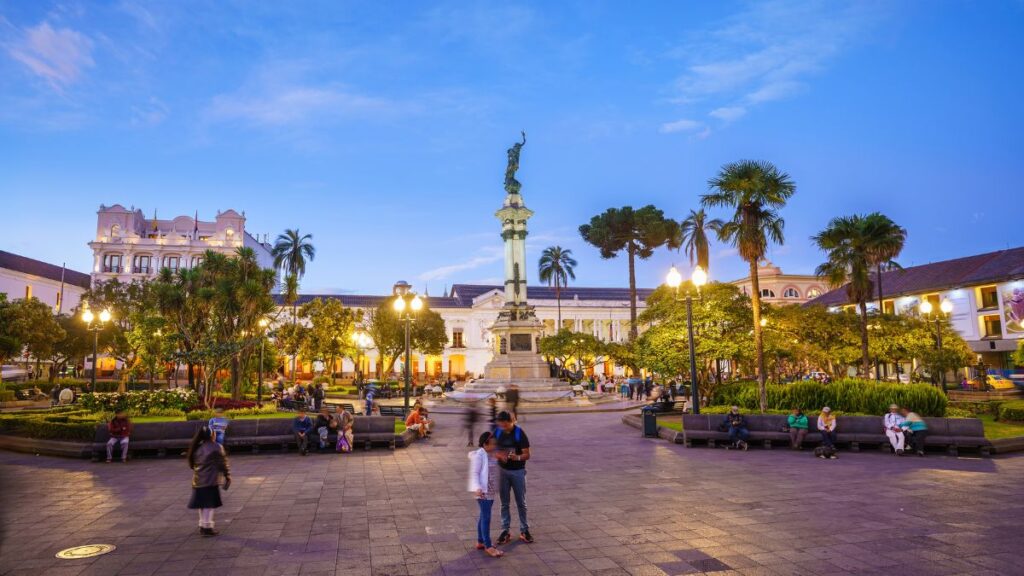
[1003,283,1024,336]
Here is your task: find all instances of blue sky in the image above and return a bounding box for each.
[2,1,1022,295]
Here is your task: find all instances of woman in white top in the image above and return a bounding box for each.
[468,431,504,558]
[883,404,906,455]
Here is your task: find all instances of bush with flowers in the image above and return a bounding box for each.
[80,388,197,414]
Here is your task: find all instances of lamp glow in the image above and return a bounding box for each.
[692,265,708,288]
[666,266,682,288]
[919,300,933,315]
[99,309,112,323]
[81,309,94,323]
[940,299,953,314]
[410,294,423,312]
[760,317,768,327]
[393,297,406,312]
[258,317,269,328]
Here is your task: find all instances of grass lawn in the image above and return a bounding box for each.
[977,415,1024,440]
[131,412,407,433]
[656,418,682,432]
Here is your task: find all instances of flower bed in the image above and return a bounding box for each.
[712,379,947,417]
[80,388,197,414]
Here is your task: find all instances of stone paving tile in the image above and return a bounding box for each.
[2,412,1024,576]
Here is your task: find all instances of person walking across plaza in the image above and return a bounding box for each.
[293,408,313,455]
[187,425,231,536]
[817,407,838,458]
[494,411,533,545]
[106,410,132,463]
[884,404,906,455]
[464,402,480,447]
[468,431,504,558]
[505,384,520,422]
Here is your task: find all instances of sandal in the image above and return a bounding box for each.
[485,547,504,558]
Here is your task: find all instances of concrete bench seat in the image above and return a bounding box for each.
[680,414,992,456]
[90,415,405,459]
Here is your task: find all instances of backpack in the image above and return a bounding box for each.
[494,426,522,443]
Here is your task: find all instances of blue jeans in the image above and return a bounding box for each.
[499,468,528,532]
[728,426,749,443]
[820,429,837,448]
[477,499,494,547]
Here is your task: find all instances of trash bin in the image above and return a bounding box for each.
[641,406,659,438]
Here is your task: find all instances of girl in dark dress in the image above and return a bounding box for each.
[187,425,231,536]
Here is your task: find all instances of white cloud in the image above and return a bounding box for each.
[418,246,504,282]
[659,118,703,134]
[665,1,882,128]
[709,106,747,122]
[205,85,405,127]
[131,96,168,127]
[7,22,94,90]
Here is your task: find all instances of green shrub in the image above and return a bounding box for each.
[186,404,279,420]
[81,389,197,414]
[0,412,97,441]
[0,390,14,402]
[712,378,947,417]
[945,407,975,419]
[998,400,1024,422]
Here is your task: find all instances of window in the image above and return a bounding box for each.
[133,255,151,274]
[883,300,895,314]
[979,286,998,309]
[783,288,800,299]
[103,254,122,273]
[760,289,776,298]
[806,288,821,299]
[191,256,203,268]
[25,285,32,300]
[452,329,465,348]
[982,315,1002,338]
[163,256,180,272]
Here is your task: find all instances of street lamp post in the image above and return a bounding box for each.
[392,281,423,413]
[81,305,112,392]
[257,317,269,408]
[919,299,953,388]
[666,265,708,414]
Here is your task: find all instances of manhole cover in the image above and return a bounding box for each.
[56,544,116,559]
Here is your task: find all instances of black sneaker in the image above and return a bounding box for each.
[520,531,534,543]
[200,527,219,536]
[496,530,511,545]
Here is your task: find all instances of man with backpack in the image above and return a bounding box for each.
[493,411,533,545]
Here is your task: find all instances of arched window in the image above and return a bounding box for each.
[783,288,800,299]
[806,288,822,299]
[760,288,776,298]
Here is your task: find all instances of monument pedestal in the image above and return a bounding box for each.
[482,314,550,381]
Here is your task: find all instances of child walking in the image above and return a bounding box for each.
[468,431,503,558]
[187,425,231,536]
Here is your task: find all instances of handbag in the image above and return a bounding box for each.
[336,434,351,453]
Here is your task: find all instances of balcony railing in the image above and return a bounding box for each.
[102,266,122,273]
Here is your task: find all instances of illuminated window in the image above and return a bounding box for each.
[783,288,800,299]
[760,289,776,298]
[806,288,821,299]
[103,254,122,273]
[452,329,464,348]
[133,255,151,274]
[978,286,998,309]
[982,314,1002,338]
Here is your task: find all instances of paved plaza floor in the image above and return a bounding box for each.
[1,412,1023,576]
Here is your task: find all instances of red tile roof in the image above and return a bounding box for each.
[806,246,1024,307]
[0,251,91,289]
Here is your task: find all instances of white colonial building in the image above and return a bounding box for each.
[277,283,652,381]
[88,204,274,286]
[0,250,90,313]
[729,260,827,305]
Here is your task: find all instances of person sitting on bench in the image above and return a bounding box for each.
[787,407,809,450]
[817,407,838,457]
[899,408,928,456]
[721,406,749,450]
[106,410,132,463]
[315,407,339,451]
[883,404,906,455]
[293,409,313,456]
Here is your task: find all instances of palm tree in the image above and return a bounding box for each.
[813,215,875,378]
[580,205,680,341]
[272,229,316,279]
[538,246,578,329]
[863,212,907,312]
[702,160,795,412]
[678,208,723,270]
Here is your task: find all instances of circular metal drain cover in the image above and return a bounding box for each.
[56,544,117,559]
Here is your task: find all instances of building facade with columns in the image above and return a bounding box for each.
[276,283,653,381]
[729,260,827,305]
[88,204,274,286]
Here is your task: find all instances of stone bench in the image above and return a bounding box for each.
[680,414,992,456]
[90,415,403,460]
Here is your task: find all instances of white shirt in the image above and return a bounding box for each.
[884,413,905,430]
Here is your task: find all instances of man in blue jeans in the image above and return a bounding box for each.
[722,406,750,450]
[493,411,533,545]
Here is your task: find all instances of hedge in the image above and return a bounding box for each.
[998,400,1024,422]
[711,378,947,417]
[0,390,14,402]
[0,413,96,441]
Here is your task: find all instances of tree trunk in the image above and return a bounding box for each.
[187,363,195,390]
[555,277,562,329]
[859,299,871,378]
[627,243,638,341]
[231,353,242,401]
[748,258,767,413]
